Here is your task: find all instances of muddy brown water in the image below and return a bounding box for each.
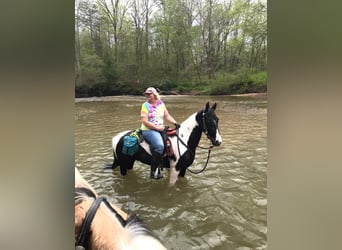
[75,95,267,249]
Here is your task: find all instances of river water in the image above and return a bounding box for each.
[75,94,267,250]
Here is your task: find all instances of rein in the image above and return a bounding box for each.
[75,189,127,249]
[187,145,213,174]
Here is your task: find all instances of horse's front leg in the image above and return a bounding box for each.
[169,164,179,185]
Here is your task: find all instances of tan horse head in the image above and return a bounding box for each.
[75,168,167,250]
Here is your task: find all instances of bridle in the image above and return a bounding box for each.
[75,187,127,250]
[201,110,220,145]
[177,109,218,149]
[202,111,211,141]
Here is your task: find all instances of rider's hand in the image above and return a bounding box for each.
[158,125,165,131]
[174,123,180,129]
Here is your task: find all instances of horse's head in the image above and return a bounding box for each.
[202,102,222,146]
[75,167,167,249]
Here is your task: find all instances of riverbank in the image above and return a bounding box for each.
[75,71,267,98]
[230,92,267,97]
[75,92,267,103]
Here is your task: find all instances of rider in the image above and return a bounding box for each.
[140,87,178,179]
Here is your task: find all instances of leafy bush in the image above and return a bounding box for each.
[81,54,106,86]
[245,71,267,93]
[75,69,267,97]
[248,71,267,84]
[205,70,267,95]
[162,80,177,91]
[75,84,90,97]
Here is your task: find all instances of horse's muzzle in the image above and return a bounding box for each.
[212,133,222,146]
[210,137,221,146]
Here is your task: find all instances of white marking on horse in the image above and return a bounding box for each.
[168,113,198,184]
[215,129,222,145]
[112,131,130,157]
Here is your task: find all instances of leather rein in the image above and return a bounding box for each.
[75,187,127,250]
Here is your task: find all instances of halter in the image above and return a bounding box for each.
[202,112,209,138]
[75,188,127,250]
[201,110,219,144]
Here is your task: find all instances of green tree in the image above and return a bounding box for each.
[75,0,267,96]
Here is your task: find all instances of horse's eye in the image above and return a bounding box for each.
[210,120,216,126]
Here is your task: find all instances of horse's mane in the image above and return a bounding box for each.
[75,187,96,205]
[180,112,198,127]
[125,213,161,239]
[177,111,202,147]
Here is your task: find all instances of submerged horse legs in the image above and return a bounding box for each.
[169,166,179,185]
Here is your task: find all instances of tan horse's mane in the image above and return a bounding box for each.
[75,168,167,250]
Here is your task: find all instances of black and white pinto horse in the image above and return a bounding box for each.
[111,102,222,185]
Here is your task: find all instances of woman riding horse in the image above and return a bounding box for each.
[111,102,222,185]
[140,87,179,179]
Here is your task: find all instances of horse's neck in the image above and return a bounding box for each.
[179,112,203,151]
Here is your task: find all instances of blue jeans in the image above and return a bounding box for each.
[141,130,164,154]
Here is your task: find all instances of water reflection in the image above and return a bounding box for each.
[75,95,267,249]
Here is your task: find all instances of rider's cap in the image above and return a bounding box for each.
[143,87,158,95]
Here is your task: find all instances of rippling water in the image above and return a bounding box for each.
[75,95,267,249]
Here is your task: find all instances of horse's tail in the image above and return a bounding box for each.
[111,149,119,169]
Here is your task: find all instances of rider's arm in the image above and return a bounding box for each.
[164,110,177,126]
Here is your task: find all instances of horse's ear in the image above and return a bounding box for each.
[211,103,217,111]
[205,102,210,112]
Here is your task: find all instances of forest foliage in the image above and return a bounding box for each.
[75,0,267,97]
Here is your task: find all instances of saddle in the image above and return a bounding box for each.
[165,128,177,136]
[126,128,177,160]
[162,128,177,160]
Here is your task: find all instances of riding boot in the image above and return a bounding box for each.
[150,152,163,179]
